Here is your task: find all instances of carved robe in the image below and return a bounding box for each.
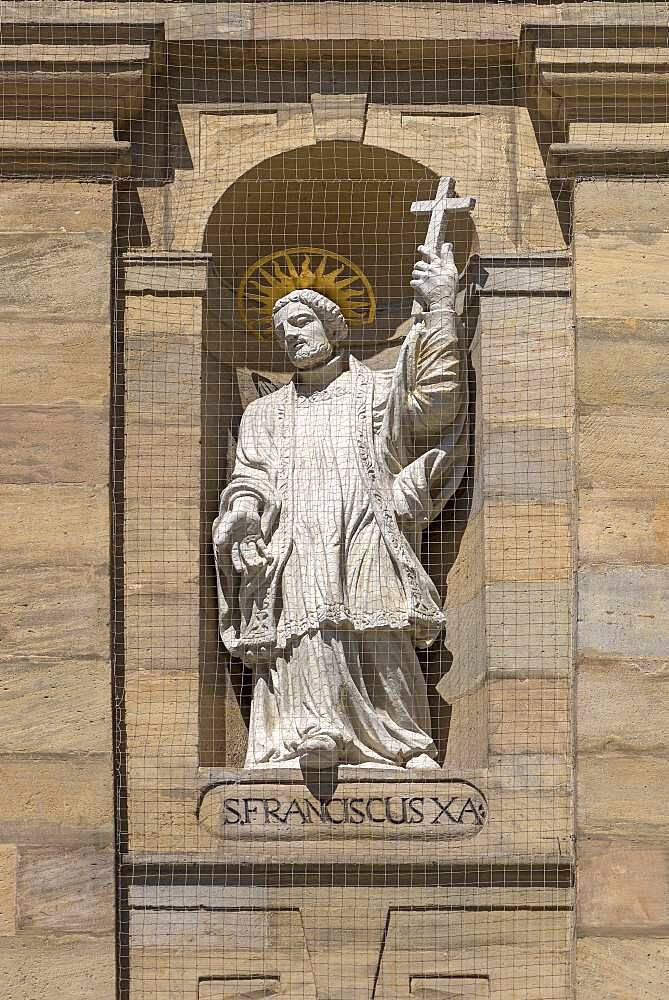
[214,308,468,767]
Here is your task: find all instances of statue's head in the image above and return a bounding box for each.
[272,289,349,370]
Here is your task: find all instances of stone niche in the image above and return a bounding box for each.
[120,86,573,1000]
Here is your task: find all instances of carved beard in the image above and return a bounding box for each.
[288,335,334,369]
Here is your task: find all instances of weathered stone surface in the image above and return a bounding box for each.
[489,678,569,754]
[445,510,484,606]
[483,425,570,501]
[0,658,111,754]
[0,182,112,235]
[487,502,571,583]
[0,564,108,660]
[574,232,669,321]
[578,490,669,567]
[0,485,108,567]
[442,681,488,768]
[125,670,199,758]
[578,567,669,660]
[0,404,108,485]
[577,937,669,1000]
[578,410,669,489]
[577,752,669,838]
[577,316,669,343]
[0,933,115,999]
[577,333,668,408]
[123,594,199,672]
[124,295,203,337]
[0,233,110,320]
[376,905,571,999]
[578,838,669,931]
[0,845,16,936]
[1,319,110,406]
[16,847,114,932]
[487,581,570,678]
[577,657,669,753]
[574,179,669,234]
[0,757,113,847]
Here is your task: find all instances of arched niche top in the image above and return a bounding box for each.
[202,140,476,370]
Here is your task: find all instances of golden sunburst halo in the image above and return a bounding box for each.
[238,247,376,340]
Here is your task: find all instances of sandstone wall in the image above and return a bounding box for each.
[0,183,116,998]
[574,179,669,999]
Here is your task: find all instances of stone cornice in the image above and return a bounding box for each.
[0,10,667,179]
[519,23,669,179]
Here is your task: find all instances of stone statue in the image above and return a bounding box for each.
[214,243,468,770]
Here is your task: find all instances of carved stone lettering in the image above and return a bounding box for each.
[198,777,487,845]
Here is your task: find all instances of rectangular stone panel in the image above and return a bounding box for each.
[16,846,114,933]
[0,933,115,1000]
[577,752,669,839]
[577,656,669,753]
[574,180,669,234]
[0,563,108,660]
[578,489,669,567]
[574,232,669,321]
[0,757,113,848]
[2,318,110,406]
[482,425,570,502]
[576,329,668,408]
[0,181,113,234]
[0,403,108,485]
[576,938,669,1000]
[487,581,570,678]
[489,678,569,754]
[578,838,669,932]
[578,410,669,489]
[0,657,111,754]
[0,232,111,320]
[0,484,108,566]
[578,567,669,659]
[0,845,17,936]
[486,503,571,583]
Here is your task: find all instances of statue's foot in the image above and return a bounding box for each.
[298,735,339,771]
[406,753,441,770]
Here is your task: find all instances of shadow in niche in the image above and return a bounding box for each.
[199,140,477,770]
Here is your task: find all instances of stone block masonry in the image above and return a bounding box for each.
[0,182,116,999]
[573,179,669,1000]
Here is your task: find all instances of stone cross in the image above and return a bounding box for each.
[410,176,476,313]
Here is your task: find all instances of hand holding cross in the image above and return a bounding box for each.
[410,176,475,314]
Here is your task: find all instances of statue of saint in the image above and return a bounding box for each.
[214,244,468,770]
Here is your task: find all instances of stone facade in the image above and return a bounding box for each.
[0,4,667,998]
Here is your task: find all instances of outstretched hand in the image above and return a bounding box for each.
[410,243,458,311]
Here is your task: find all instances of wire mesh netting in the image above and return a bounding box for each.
[9,1,668,997]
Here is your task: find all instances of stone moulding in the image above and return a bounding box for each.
[519,23,669,179]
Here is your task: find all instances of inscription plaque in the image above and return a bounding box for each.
[198,772,487,847]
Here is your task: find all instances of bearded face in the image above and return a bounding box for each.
[272,300,336,370]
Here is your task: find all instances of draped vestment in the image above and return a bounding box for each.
[214,310,468,767]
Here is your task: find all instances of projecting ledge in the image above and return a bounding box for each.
[123,251,213,293]
[547,142,669,178]
[0,121,131,178]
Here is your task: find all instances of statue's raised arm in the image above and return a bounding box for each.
[381,241,469,531]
